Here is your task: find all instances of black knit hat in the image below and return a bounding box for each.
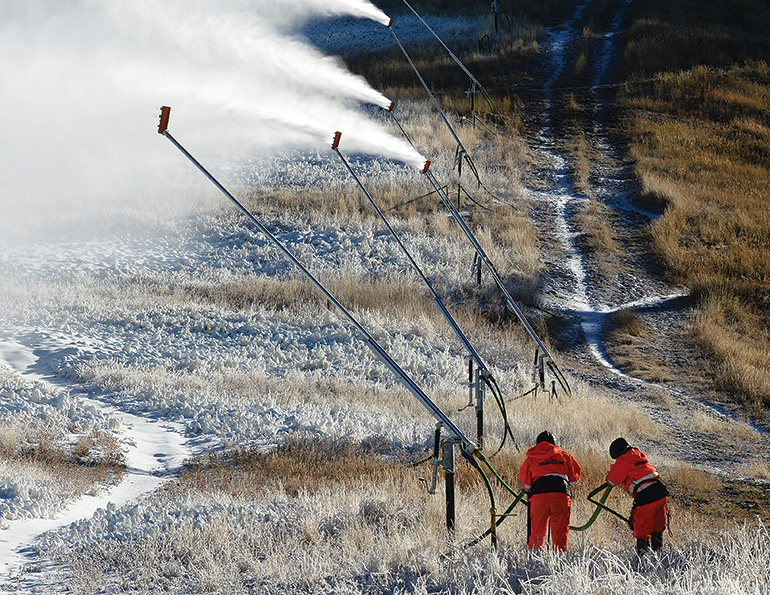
[536,431,555,445]
[609,437,630,459]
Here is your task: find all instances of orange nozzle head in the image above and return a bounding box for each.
[387,18,393,28]
[158,106,171,134]
[332,131,342,150]
[388,101,396,113]
[422,160,431,174]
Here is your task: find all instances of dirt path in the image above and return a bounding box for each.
[518,0,770,484]
[0,337,191,592]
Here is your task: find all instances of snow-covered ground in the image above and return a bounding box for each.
[0,338,190,579]
[0,181,520,588]
[1,1,768,593]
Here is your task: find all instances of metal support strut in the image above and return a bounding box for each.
[443,436,458,534]
[422,427,457,534]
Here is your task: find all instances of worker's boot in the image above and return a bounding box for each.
[651,532,663,552]
[636,538,650,555]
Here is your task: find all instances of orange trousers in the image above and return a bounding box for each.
[528,492,571,550]
[630,497,667,539]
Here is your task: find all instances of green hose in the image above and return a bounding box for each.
[570,483,629,531]
[461,451,500,548]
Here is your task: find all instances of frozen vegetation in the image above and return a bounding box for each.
[1,145,768,594]
[0,1,768,594]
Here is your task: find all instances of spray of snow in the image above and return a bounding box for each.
[249,0,392,27]
[0,0,421,243]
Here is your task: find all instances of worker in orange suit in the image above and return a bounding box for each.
[607,437,669,555]
[519,431,581,551]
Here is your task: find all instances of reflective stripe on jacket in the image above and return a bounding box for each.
[519,442,581,495]
[606,448,660,497]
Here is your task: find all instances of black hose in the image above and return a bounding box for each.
[485,375,519,456]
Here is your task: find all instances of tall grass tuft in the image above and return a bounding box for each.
[621,2,770,415]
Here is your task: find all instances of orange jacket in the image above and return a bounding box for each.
[519,442,581,494]
[607,447,660,497]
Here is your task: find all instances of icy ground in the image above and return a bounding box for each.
[0,164,530,589]
[519,0,769,476]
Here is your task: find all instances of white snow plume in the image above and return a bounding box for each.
[250,0,392,27]
[0,0,418,243]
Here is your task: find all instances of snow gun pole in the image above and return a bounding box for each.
[395,1,507,127]
[332,134,490,448]
[422,168,572,397]
[157,107,476,455]
[387,23,468,161]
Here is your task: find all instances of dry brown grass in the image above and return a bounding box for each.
[180,434,408,498]
[685,409,759,442]
[0,420,123,469]
[575,198,617,257]
[621,58,770,413]
[564,128,618,264]
[0,419,125,501]
[664,464,721,508]
[603,310,672,382]
[691,295,770,415]
[609,309,646,338]
[738,458,770,481]
[570,129,591,195]
[620,0,770,413]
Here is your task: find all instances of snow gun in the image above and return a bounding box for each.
[382,98,572,401]
[331,132,518,457]
[157,106,535,549]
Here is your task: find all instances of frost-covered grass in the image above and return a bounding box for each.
[36,435,770,594]
[1,85,767,594]
[0,366,124,525]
